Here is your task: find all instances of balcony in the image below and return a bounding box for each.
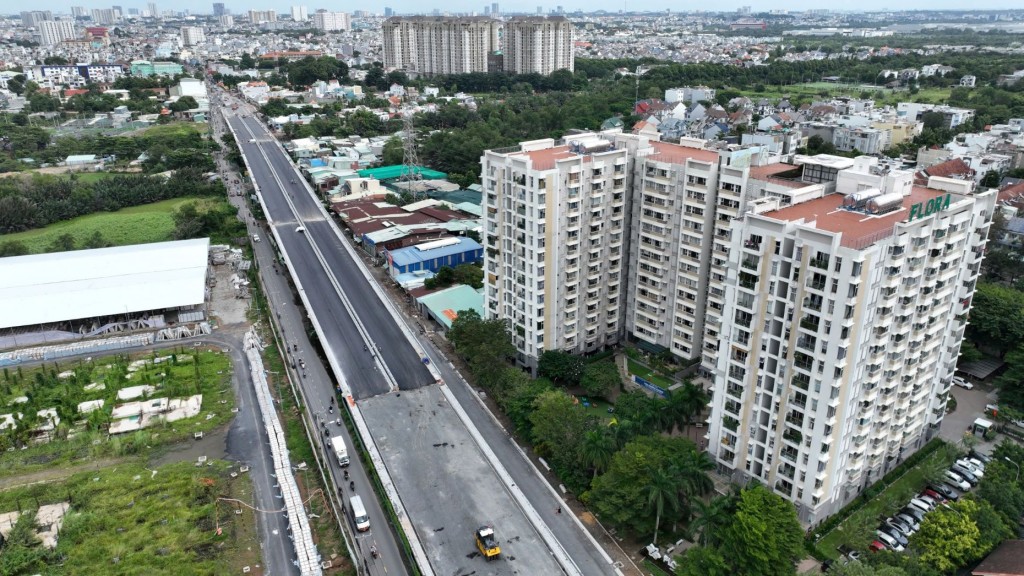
[809,257,830,270]
[783,428,803,444]
[792,374,810,391]
[800,316,820,331]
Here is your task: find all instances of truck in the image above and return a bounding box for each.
[474,526,501,561]
[330,435,350,467]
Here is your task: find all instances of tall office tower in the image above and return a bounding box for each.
[20,11,53,28]
[148,3,158,17]
[180,26,206,46]
[503,16,574,74]
[537,6,544,14]
[384,7,394,17]
[706,156,994,524]
[213,3,226,16]
[312,11,351,32]
[491,3,499,15]
[484,6,491,15]
[382,16,499,75]
[481,133,631,370]
[112,6,123,19]
[38,20,78,46]
[291,6,308,21]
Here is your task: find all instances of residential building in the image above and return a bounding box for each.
[312,11,351,32]
[91,9,117,25]
[38,20,78,47]
[25,64,125,90]
[71,7,88,18]
[503,16,575,74]
[213,3,226,16]
[382,16,499,76]
[960,75,977,88]
[802,122,886,155]
[218,15,234,26]
[897,103,975,130]
[248,10,277,24]
[871,120,922,149]
[481,132,630,370]
[665,86,716,105]
[180,26,206,47]
[20,11,53,28]
[706,155,994,524]
[291,6,308,21]
[147,3,158,17]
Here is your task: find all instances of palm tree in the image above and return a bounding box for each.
[647,468,680,546]
[689,495,734,547]
[671,450,715,511]
[580,429,617,480]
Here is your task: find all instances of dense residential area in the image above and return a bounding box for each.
[1,4,1024,576]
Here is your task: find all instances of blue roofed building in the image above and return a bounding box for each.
[385,237,483,279]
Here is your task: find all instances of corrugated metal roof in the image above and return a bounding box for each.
[0,238,209,330]
[388,237,482,267]
[416,284,484,329]
[356,164,447,181]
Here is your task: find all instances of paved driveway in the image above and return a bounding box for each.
[939,383,1001,452]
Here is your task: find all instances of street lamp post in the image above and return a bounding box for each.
[1005,457,1020,483]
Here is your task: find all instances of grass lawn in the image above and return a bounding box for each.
[627,358,675,389]
[0,461,258,575]
[0,196,210,254]
[813,443,959,559]
[739,82,951,108]
[0,348,235,479]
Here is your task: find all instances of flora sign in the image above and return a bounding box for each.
[908,193,952,221]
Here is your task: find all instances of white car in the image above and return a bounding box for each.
[908,497,935,513]
[875,530,905,552]
[956,459,984,478]
[252,233,260,243]
[951,376,973,389]
[944,470,971,491]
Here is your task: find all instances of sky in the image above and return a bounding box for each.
[19,1,1024,14]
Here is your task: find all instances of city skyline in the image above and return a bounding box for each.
[13,1,1024,15]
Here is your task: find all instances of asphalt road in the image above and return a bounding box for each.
[215,98,409,576]
[218,92,620,576]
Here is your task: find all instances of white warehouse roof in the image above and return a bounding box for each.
[0,238,209,330]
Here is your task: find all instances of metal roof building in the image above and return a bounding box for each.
[416,284,484,331]
[385,237,482,279]
[356,165,447,181]
[0,239,209,330]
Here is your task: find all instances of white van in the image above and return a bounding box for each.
[349,495,370,532]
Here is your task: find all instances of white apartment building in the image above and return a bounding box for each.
[180,26,206,47]
[481,133,630,370]
[503,16,574,74]
[291,5,308,22]
[248,10,277,24]
[38,20,78,47]
[382,16,499,76]
[706,156,994,524]
[312,10,351,32]
[91,9,117,25]
[25,64,125,90]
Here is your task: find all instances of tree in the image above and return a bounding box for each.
[719,485,804,576]
[647,468,681,545]
[169,96,199,112]
[239,52,256,69]
[981,169,1003,189]
[538,350,585,386]
[664,382,708,431]
[674,546,729,576]
[529,389,594,491]
[447,309,514,388]
[0,241,29,257]
[47,233,76,252]
[967,282,1024,357]
[827,563,909,576]
[381,136,404,166]
[580,360,620,399]
[689,494,735,547]
[910,499,984,573]
[580,428,616,479]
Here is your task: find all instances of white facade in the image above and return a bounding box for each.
[503,16,574,74]
[481,133,629,369]
[26,64,125,90]
[180,26,206,47]
[291,5,308,21]
[312,11,351,32]
[38,20,77,46]
[383,16,499,75]
[248,10,277,24]
[706,157,994,524]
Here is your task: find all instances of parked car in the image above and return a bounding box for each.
[929,483,961,501]
[951,376,972,389]
[966,457,987,472]
[868,540,887,553]
[917,494,940,509]
[921,488,945,502]
[969,450,992,464]
[885,517,915,536]
[944,470,972,491]
[901,506,926,523]
[908,497,935,514]
[875,529,906,552]
[894,512,920,532]
[956,459,985,478]
[950,464,979,485]
[879,525,909,546]
[847,550,862,562]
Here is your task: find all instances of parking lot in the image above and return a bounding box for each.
[939,383,1002,447]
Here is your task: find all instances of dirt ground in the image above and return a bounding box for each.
[208,258,254,329]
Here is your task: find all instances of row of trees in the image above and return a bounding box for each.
[0,167,224,234]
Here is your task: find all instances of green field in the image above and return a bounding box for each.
[739,81,951,108]
[0,196,207,254]
[627,358,676,389]
[0,461,258,575]
[0,349,235,479]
